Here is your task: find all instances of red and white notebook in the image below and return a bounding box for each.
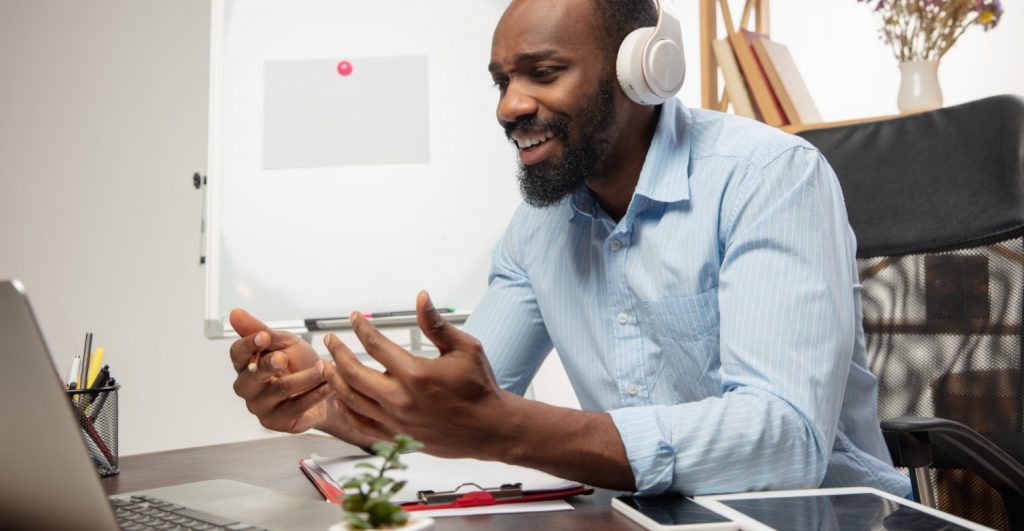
[299,452,591,516]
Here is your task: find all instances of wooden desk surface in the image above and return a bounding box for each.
[101,434,644,530]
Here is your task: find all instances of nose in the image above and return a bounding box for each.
[497,80,538,126]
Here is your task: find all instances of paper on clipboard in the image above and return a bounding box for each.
[310,452,581,515]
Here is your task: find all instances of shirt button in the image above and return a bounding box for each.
[617,312,629,324]
[610,240,622,251]
[627,384,639,395]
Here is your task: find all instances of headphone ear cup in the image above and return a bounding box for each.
[616,27,665,105]
[646,38,685,96]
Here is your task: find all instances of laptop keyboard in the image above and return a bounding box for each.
[110,495,267,531]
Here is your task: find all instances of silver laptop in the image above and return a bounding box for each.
[0,279,344,531]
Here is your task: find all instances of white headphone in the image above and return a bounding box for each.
[615,0,686,105]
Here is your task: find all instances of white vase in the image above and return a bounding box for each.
[897,60,943,114]
[328,517,434,531]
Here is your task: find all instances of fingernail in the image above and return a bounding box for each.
[323,335,331,347]
[316,359,325,375]
[255,332,269,348]
[270,352,285,370]
[349,311,361,321]
[422,291,435,312]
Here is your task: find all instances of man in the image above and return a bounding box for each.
[228,0,911,496]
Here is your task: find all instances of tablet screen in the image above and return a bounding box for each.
[720,493,972,530]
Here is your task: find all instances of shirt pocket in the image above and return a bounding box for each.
[639,288,720,344]
[639,288,721,401]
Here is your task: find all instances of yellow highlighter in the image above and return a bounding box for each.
[86,347,105,387]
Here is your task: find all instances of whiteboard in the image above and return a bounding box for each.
[204,0,520,337]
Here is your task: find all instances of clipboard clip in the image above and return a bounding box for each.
[417,482,523,506]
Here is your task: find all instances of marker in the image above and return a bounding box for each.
[66,356,82,388]
[86,347,105,388]
[367,308,455,318]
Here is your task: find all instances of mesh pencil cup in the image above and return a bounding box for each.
[66,383,120,477]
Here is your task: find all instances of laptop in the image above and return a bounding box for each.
[0,279,343,531]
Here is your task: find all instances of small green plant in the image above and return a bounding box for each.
[341,435,423,529]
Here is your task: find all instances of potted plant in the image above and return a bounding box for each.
[329,435,433,531]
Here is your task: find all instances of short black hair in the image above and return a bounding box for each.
[590,0,659,64]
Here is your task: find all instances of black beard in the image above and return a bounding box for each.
[504,76,617,208]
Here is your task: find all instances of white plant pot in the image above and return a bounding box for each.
[328,516,434,531]
[897,60,943,114]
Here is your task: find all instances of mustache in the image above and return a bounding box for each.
[502,115,571,143]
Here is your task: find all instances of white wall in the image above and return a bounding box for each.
[675,1,1024,120]
[1,0,1021,456]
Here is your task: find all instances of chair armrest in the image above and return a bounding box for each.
[881,416,1024,505]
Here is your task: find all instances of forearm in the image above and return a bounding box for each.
[490,390,636,491]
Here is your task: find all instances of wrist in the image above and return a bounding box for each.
[487,389,530,464]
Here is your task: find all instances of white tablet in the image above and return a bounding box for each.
[696,487,992,531]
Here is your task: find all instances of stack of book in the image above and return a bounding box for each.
[711,2,821,127]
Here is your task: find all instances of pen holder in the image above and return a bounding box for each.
[66,383,120,477]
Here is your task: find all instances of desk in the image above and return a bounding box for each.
[100,434,643,530]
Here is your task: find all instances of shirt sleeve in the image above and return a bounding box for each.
[609,146,859,494]
[463,207,554,396]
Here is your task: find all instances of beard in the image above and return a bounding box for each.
[504,75,618,208]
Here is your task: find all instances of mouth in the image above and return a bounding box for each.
[511,129,558,166]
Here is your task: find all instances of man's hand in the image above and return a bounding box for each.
[228,308,335,434]
[321,291,517,459]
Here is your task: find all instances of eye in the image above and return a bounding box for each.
[492,77,509,92]
[530,67,561,80]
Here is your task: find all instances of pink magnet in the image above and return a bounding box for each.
[337,60,353,76]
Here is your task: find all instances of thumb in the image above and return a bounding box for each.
[229,308,268,338]
[415,291,464,353]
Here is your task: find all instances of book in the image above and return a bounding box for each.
[727,29,788,126]
[711,39,757,120]
[751,36,822,126]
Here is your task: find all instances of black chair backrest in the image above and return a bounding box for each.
[799,95,1024,530]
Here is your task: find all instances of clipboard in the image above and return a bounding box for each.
[298,458,591,511]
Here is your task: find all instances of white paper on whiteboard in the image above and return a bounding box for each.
[263,56,430,169]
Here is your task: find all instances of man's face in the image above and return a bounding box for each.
[489,0,621,207]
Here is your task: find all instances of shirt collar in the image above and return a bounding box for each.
[569,97,693,222]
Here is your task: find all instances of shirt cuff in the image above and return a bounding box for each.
[608,405,675,494]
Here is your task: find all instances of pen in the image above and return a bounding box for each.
[89,376,115,422]
[80,332,93,394]
[247,351,260,372]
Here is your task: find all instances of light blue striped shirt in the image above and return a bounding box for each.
[464,97,911,497]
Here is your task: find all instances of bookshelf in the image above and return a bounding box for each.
[700,0,770,113]
[700,0,912,134]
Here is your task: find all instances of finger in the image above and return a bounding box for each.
[349,312,415,377]
[256,350,289,375]
[321,359,390,421]
[230,330,297,373]
[273,382,335,432]
[334,396,393,442]
[415,290,470,353]
[269,360,328,399]
[229,307,267,338]
[323,334,400,403]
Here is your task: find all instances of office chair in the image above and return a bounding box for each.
[798,95,1024,531]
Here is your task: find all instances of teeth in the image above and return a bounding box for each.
[516,130,554,149]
